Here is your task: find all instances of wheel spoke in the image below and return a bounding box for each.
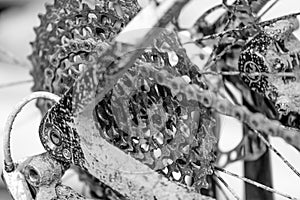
[214,166,300,200]
[213,176,231,200]
[249,126,300,178]
[214,172,241,200]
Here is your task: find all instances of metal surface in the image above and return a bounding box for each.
[2,0,300,199]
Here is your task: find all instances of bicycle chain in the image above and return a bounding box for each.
[138,63,300,150]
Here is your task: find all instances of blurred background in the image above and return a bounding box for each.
[0,0,300,199]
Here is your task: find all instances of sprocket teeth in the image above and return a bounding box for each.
[45,3,53,12]
[81,3,90,12]
[27,54,33,61]
[33,27,39,34]
[94,5,103,12]
[37,13,44,21]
